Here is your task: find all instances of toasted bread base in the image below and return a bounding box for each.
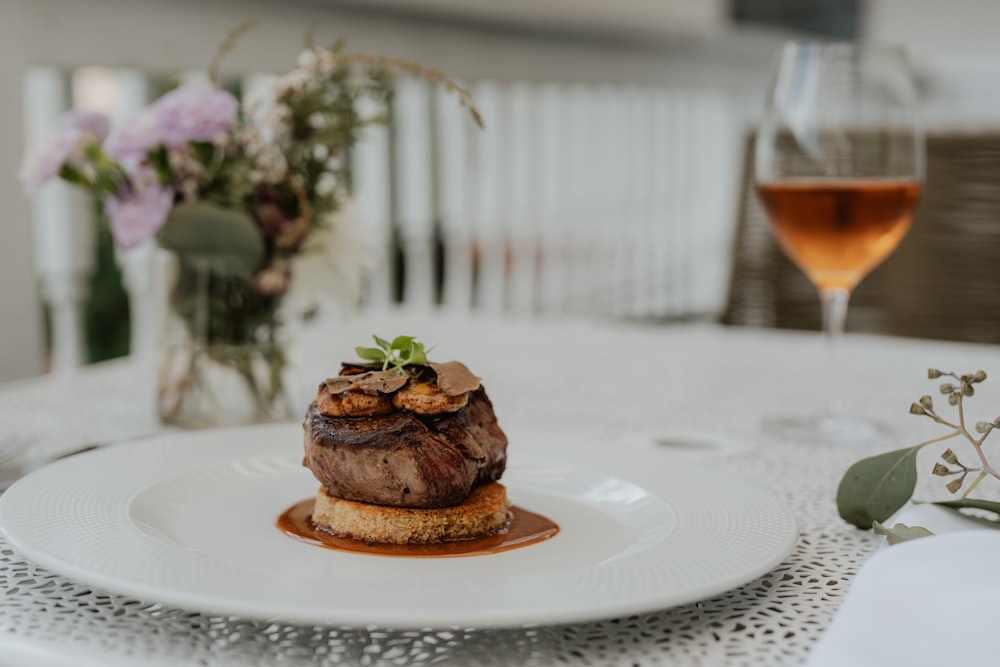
[312,482,511,544]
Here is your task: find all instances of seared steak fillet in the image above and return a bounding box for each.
[303,388,507,508]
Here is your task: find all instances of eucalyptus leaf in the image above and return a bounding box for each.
[157,202,264,279]
[933,498,1000,528]
[837,445,922,529]
[872,521,934,545]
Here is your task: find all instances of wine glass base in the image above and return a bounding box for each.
[761,414,892,447]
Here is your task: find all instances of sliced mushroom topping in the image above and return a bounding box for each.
[323,376,355,393]
[325,370,409,396]
[430,361,481,396]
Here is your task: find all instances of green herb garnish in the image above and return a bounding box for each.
[355,335,430,373]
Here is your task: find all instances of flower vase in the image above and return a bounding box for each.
[156,256,296,428]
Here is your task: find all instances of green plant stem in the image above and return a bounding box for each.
[962,470,989,499]
[234,355,268,415]
[968,443,1000,482]
[953,394,1000,484]
[918,430,962,449]
[158,346,203,422]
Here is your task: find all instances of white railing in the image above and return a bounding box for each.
[369,77,743,317]
[22,66,744,373]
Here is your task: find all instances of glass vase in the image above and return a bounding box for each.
[156,256,296,428]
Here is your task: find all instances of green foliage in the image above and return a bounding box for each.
[157,202,264,279]
[837,446,923,528]
[169,263,280,346]
[275,47,390,218]
[933,498,1000,527]
[838,368,1000,537]
[355,335,430,373]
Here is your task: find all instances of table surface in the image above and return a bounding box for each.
[2,311,997,666]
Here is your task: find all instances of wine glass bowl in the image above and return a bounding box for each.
[757,178,919,293]
[755,41,923,445]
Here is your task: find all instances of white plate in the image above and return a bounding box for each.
[0,424,798,629]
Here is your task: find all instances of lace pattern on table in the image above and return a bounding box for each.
[0,439,877,667]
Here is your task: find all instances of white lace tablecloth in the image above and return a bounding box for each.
[2,312,998,666]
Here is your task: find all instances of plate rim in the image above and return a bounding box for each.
[0,423,799,629]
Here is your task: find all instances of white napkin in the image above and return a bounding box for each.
[806,505,1000,666]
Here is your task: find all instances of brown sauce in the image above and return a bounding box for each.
[277,499,559,558]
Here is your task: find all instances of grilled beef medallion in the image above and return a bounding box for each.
[302,362,507,508]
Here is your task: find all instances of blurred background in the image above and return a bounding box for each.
[4,0,1000,383]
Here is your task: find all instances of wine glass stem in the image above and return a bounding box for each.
[820,286,851,418]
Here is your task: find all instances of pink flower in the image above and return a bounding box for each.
[104,107,164,161]
[19,111,109,193]
[154,83,239,148]
[104,176,175,250]
[105,84,239,161]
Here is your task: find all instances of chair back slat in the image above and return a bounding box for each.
[505,82,539,315]
[24,65,95,375]
[534,83,570,314]
[392,78,436,310]
[469,80,507,315]
[112,68,161,361]
[690,91,740,319]
[435,84,475,313]
[353,95,393,309]
[625,89,653,318]
[646,91,673,317]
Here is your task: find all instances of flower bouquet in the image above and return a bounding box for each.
[21,27,479,427]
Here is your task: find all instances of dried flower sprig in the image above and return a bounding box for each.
[837,368,1000,536]
[207,18,257,84]
[334,51,484,130]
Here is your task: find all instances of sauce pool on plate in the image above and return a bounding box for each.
[277,499,558,558]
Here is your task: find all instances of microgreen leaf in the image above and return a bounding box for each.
[391,335,414,351]
[355,334,432,372]
[837,445,923,529]
[355,346,385,361]
[410,345,428,365]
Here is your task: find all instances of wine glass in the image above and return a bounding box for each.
[755,41,923,445]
